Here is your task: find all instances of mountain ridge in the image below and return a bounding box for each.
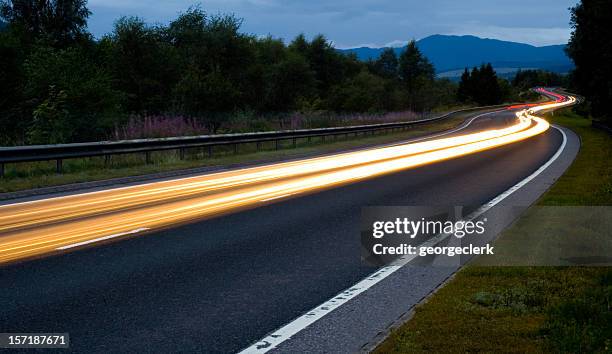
[338,34,573,76]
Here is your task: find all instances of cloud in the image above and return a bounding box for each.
[384,40,410,48]
[86,0,577,47]
[447,26,572,46]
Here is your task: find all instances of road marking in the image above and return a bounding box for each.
[260,194,294,202]
[472,125,567,213]
[383,109,505,149]
[239,125,568,353]
[56,228,150,250]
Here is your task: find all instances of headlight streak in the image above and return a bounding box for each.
[0,119,533,231]
[0,91,575,263]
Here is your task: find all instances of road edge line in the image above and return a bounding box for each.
[238,125,569,354]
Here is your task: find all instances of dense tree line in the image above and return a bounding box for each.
[0,1,539,146]
[0,1,459,145]
[566,0,612,121]
[512,69,569,91]
[456,63,511,105]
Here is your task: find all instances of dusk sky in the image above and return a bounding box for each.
[87,0,578,48]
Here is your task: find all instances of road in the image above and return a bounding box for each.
[0,92,575,352]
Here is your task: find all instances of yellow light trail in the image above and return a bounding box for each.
[0,93,576,264]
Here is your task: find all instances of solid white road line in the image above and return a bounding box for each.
[260,194,294,203]
[238,125,568,354]
[384,109,506,148]
[56,227,150,250]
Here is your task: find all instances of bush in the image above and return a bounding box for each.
[113,115,208,140]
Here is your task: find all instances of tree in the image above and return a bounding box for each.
[166,8,258,117]
[288,33,309,55]
[107,16,177,113]
[373,48,398,79]
[479,63,502,104]
[512,69,568,90]
[457,68,471,102]
[566,0,612,120]
[27,86,69,144]
[304,34,346,94]
[398,40,434,91]
[0,27,26,144]
[327,70,386,112]
[398,40,435,110]
[429,78,458,108]
[23,45,124,143]
[172,65,240,132]
[0,0,91,46]
[262,51,316,112]
[457,64,504,105]
[0,4,474,144]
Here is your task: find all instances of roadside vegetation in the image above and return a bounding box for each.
[0,109,488,193]
[0,0,570,194]
[375,109,612,353]
[0,0,561,148]
[0,1,458,146]
[565,0,612,125]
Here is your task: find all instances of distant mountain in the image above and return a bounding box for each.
[339,35,573,78]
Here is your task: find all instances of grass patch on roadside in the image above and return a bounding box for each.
[0,110,478,194]
[375,109,612,354]
[539,110,612,205]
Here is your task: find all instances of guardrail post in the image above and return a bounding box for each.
[233,144,238,154]
[0,163,4,178]
[275,140,279,150]
[104,155,111,167]
[2,102,536,173]
[56,159,63,174]
[145,152,151,164]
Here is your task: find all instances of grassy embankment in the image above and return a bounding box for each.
[376,109,611,353]
[0,108,486,193]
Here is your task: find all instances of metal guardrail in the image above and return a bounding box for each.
[0,104,513,177]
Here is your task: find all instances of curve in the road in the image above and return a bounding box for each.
[0,93,573,264]
[0,90,577,353]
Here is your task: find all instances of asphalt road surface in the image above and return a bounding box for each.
[0,105,568,353]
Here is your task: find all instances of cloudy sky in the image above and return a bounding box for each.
[87,0,578,48]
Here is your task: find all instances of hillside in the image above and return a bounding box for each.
[339,34,573,77]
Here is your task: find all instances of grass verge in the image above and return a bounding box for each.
[375,109,612,353]
[0,110,481,194]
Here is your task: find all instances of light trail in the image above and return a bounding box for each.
[0,90,575,264]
